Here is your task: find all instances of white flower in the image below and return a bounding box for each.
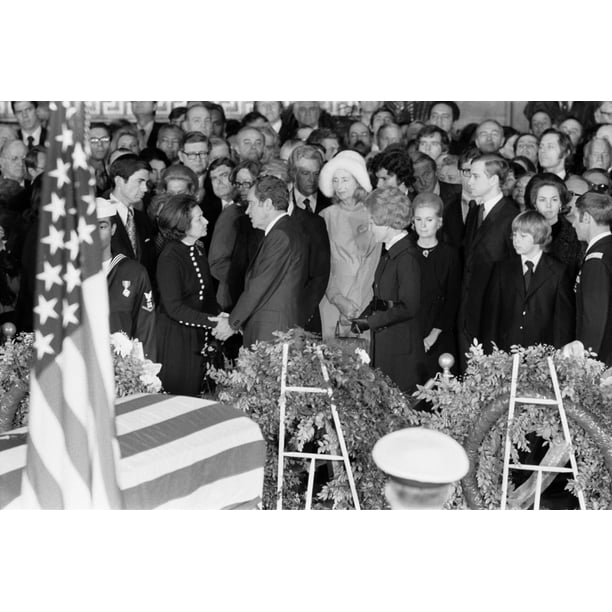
[110,332,133,358]
[355,348,370,365]
[140,373,162,392]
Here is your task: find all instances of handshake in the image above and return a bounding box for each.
[210,313,238,342]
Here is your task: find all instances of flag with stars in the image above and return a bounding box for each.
[20,101,122,509]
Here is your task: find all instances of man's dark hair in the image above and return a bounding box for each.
[169,106,187,121]
[576,191,612,225]
[181,131,210,151]
[473,154,509,186]
[254,175,289,211]
[377,148,414,188]
[11,101,38,113]
[208,156,236,174]
[458,144,480,167]
[307,127,338,146]
[139,147,170,166]
[90,122,111,134]
[540,127,573,161]
[241,111,268,127]
[417,125,450,150]
[412,151,437,173]
[109,156,151,187]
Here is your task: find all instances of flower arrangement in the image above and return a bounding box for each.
[0,332,163,432]
[416,342,612,510]
[209,328,422,510]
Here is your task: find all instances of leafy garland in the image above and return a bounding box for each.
[0,331,163,431]
[416,342,612,509]
[210,328,422,510]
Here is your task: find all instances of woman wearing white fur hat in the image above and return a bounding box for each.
[318,150,381,339]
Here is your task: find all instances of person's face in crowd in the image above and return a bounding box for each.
[428,103,454,134]
[256,102,282,124]
[371,110,395,138]
[583,170,611,194]
[210,164,234,200]
[512,229,539,258]
[89,127,111,161]
[559,118,583,148]
[499,134,519,160]
[117,133,139,154]
[515,134,539,165]
[596,124,612,149]
[378,125,402,151]
[585,138,611,170]
[185,205,208,241]
[530,112,552,138]
[28,151,47,181]
[475,121,503,153]
[535,185,562,225]
[293,102,321,127]
[97,217,115,253]
[209,140,231,163]
[347,122,372,156]
[538,133,564,171]
[332,169,358,203]
[170,111,186,128]
[179,141,209,176]
[157,128,182,162]
[468,160,497,199]
[413,205,443,241]
[131,101,156,122]
[246,186,269,230]
[148,159,167,189]
[13,102,39,132]
[568,206,589,242]
[185,106,212,136]
[376,168,399,190]
[460,159,473,198]
[594,102,612,125]
[0,140,26,182]
[233,168,256,202]
[512,174,532,209]
[418,133,444,161]
[237,129,264,162]
[565,175,589,218]
[438,162,461,184]
[413,160,437,193]
[117,169,149,204]
[321,137,339,161]
[209,109,225,138]
[502,169,516,197]
[165,178,191,195]
[294,157,321,197]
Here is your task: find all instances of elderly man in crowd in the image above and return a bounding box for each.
[474,119,504,154]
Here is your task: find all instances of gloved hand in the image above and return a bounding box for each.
[350,318,370,334]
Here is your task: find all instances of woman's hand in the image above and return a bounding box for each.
[334,295,360,319]
[423,328,442,353]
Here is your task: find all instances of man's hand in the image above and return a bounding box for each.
[350,318,370,334]
[210,315,236,342]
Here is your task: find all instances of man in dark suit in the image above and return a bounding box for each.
[287,145,331,215]
[481,210,575,352]
[458,154,518,371]
[569,191,612,365]
[11,101,47,148]
[131,101,163,150]
[108,156,157,288]
[213,176,307,348]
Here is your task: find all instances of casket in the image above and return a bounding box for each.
[0,394,266,509]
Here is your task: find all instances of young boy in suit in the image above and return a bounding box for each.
[481,210,575,352]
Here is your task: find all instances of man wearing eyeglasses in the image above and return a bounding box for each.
[11,101,47,149]
[88,123,112,195]
[178,131,210,203]
[583,169,611,196]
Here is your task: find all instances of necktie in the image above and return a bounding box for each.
[468,199,477,211]
[524,260,534,292]
[303,197,312,213]
[126,206,138,257]
[27,136,34,150]
[138,128,146,149]
[476,203,484,229]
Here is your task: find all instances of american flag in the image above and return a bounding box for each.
[20,102,123,508]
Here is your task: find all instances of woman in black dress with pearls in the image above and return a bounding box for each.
[156,194,220,396]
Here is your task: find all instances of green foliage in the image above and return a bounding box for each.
[210,329,421,509]
[417,342,612,509]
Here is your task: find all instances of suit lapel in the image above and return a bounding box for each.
[524,256,549,301]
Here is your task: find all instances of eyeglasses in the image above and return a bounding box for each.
[2,155,25,163]
[586,182,610,194]
[183,151,208,160]
[90,137,110,145]
[460,168,471,177]
[233,180,253,189]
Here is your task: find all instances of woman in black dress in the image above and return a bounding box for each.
[350,187,427,392]
[411,193,461,379]
[156,194,220,396]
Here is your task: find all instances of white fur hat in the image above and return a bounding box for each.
[318,150,372,198]
[96,197,117,220]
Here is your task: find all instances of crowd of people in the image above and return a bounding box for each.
[1,100,612,397]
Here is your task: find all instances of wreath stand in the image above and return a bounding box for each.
[276,342,360,510]
[500,353,586,510]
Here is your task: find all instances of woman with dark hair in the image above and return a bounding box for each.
[350,186,427,392]
[156,194,220,396]
[526,172,584,278]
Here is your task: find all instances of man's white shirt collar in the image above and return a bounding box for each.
[587,230,612,253]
